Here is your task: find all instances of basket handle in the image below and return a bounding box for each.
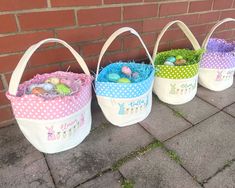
[95,27,154,81]
[152,20,201,60]
[8,38,90,96]
[202,18,235,48]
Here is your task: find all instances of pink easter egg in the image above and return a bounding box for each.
[121,66,132,76]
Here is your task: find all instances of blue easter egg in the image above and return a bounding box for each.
[107,73,120,82]
[41,83,54,91]
[166,56,176,63]
[164,61,175,66]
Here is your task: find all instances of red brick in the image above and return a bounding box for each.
[170,38,192,49]
[213,0,233,10]
[18,10,75,31]
[189,0,213,13]
[29,47,78,67]
[0,31,54,54]
[0,14,17,34]
[198,12,220,24]
[82,40,121,57]
[161,29,186,43]
[0,91,9,105]
[0,106,13,122]
[123,4,158,20]
[143,17,174,33]
[190,24,209,36]
[159,2,188,17]
[57,26,102,43]
[220,10,235,19]
[77,7,121,25]
[104,0,141,4]
[103,21,143,37]
[0,0,47,11]
[175,14,199,26]
[0,77,4,90]
[213,30,234,40]
[51,0,101,7]
[0,54,21,73]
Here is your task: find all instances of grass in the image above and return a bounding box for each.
[166,150,182,164]
[112,140,163,170]
[173,110,184,118]
[121,179,134,188]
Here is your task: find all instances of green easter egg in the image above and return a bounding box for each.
[176,55,183,60]
[55,83,71,95]
[117,78,131,83]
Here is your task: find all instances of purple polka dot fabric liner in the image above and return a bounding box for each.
[200,38,235,69]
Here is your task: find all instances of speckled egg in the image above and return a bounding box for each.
[55,83,71,95]
[174,59,187,66]
[164,61,175,66]
[166,56,176,63]
[45,77,60,85]
[117,78,131,83]
[107,73,120,82]
[31,87,46,95]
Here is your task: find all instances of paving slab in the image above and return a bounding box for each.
[140,99,192,141]
[165,111,235,182]
[168,97,219,125]
[78,171,122,188]
[197,81,235,109]
[204,162,235,188]
[0,125,55,188]
[46,124,153,188]
[223,102,235,117]
[119,147,201,188]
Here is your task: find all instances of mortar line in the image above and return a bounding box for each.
[196,94,221,110]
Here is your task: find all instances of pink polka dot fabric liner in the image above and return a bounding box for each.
[200,38,235,69]
[6,71,93,120]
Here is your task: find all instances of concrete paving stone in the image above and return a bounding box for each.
[91,99,109,130]
[140,99,192,141]
[197,81,235,109]
[204,162,235,188]
[46,124,153,188]
[78,171,122,188]
[223,102,235,117]
[0,125,55,188]
[119,147,202,188]
[168,97,219,125]
[165,111,235,182]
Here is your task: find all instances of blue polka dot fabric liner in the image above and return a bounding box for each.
[95,62,154,98]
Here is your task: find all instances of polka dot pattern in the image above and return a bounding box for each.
[155,63,199,79]
[200,52,235,69]
[95,70,154,98]
[6,71,93,120]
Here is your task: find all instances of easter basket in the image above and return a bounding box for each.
[6,38,93,154]
[199,18,235,91]
[153,20,203,105]
[95,27,155,127]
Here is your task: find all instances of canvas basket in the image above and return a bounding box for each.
[95,27,155,127]
[199,18,235,91]
[152,20,202,105]
[6,38,93,154]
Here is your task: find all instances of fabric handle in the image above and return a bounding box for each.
[152,20,201,60]
[202,18,235,48]
[8,38,90,96]
[96,27,154,81]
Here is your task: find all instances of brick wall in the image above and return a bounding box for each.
[0,0,235,127]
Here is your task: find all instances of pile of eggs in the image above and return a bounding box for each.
[107,66,139,83]
[28,77,73,96]
[164,55,187,66]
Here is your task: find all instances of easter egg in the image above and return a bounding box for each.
[174,59,186,66]
[60,78,72,87]
[45,77,60,85]
[117,78,131,83]
[166,56,176,63]
[55,83,71,95]
[132,72,139,78]
[164,61,175,66]
[41,83,54,92]
[176,55,183,60]
[28,84,39,92]
[31,87,46,95]
[107,73,120,82]
[121,66,132,76]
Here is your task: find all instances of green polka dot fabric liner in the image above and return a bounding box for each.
[155,63,199,79]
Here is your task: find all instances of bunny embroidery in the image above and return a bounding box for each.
[118,103,125,115]
[216,71,223,81]
[170,84,176,94]
[46,126,56,141]
[80,113,85,127]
